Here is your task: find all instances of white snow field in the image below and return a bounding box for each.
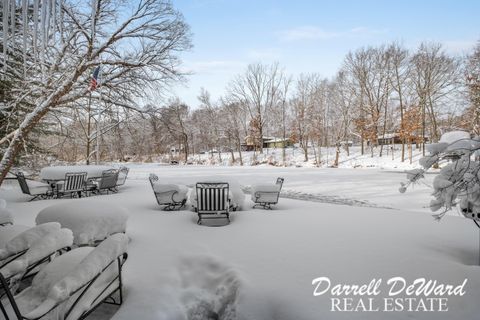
[1,165,480,320]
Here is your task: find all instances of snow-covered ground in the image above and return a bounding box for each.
[152,144,425,170]
[1,165,479,320]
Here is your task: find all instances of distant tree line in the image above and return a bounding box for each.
[38,41,479,168]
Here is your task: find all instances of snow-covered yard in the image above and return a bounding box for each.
[1,165,479,320]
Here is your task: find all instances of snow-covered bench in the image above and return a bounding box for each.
[251,177,284,209]
[149,174,188,211]
[36,201,129,246]
[1,233,128,320]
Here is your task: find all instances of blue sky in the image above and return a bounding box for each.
[169,0,480,107]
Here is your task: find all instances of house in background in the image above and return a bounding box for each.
[376,133,429,145]
[241,136,293,151]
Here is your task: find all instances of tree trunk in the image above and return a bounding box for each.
[237,138,243,166]
[334,144,340,167]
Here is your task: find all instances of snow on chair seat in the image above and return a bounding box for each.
[36,201,129,246]
[0,228,73,294]
[251,177,284,210]
[149,174,188,211]
[1,233,128,320]
[0,223,63,265]
[0,225,30,250]
[0,208,14,226]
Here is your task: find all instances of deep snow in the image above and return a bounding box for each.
[1,165,479,320]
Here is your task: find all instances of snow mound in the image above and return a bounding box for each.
[0,223,61,260]
[36,200,129,245]
[0,228,73,279]
[0,207,13,225]
[176,254,242,320]
[0,198,6,208]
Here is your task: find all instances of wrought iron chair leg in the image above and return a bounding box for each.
[0,301,9,320]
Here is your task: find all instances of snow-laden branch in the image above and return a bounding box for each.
[401,131,480,220]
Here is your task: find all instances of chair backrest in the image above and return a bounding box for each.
[63,172,87,192]
[116,167,129,186]
[98,169,119,190]
[196,182,229,213]
[276,177,284,190]
[149,173,159,188]
[16,172,31,195]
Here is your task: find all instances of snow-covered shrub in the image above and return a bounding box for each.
[401,131,480,220]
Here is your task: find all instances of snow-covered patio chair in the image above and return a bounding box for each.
[87,169,119,195]
[251,177,284,209]
[55,172,88,198]
[16,172,53,202]
[149,174,188,211]
[115,166,129,189]
[0,223,73,298]
[195,182,230,225]
[0,233,128,320]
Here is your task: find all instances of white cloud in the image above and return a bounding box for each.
[278,26,388,42]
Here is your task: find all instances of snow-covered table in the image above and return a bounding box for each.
[40,165,114,181]
[36,200,129,245]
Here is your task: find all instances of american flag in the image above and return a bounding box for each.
[89,66,101,91]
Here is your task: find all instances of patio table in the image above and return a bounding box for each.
[40,165,114,182]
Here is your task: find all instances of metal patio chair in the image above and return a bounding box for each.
[251,177,284,209]
[16,172,52,201]
[148,174,188,211]
[56,172,87,198]
[195,182,230,225]
[0,234,128,320]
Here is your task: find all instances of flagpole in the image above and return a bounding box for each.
[86,90,92,165]
[95,64,102,165]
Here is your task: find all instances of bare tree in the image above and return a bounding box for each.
[229,62,284,154]
[465,40,480,135]
[343,46,392,157]
[0,0,191,185]
[387,43,410,162]
[410,42,462,154]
